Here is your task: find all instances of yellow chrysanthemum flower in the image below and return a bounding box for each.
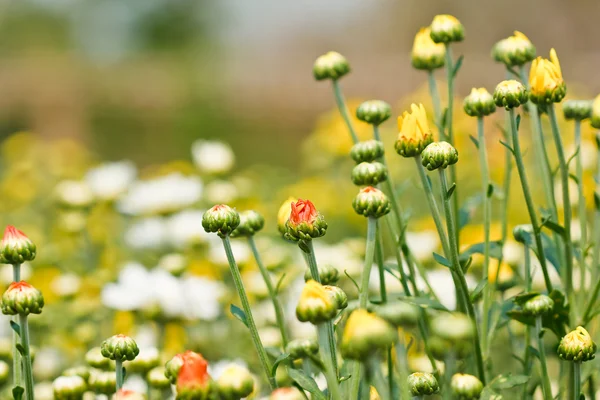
[395,103,434,158]
[528,48,566,104]
[411,27,445,71]
[492,31,536,67]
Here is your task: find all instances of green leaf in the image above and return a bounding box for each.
[541,219,566,237]
[505,66,520,78]
[288,369,328,400]
[480,386,503,400]
[516,114,521,131]
[446,183,456,199]
[271,353,290,377]
[275,273,287,295]
[458,194,483,229]
[344,270,360,292]
[469,135,479,149]
[470,278,488,303]
[487,184,494,198]
[400,296,449,312]
[12,387,24,400]
[15,344,25,356]
[433,252,451,268]
[459,241,504,263]
[595,192,600,211]
[489,374,529,390]
[298,240,311,254]
[338,375,351,383]
[499,140,515,155]
[10,321,20,336]
[566,146,580,167]
[441,107,449,131]
[230,304,248,328]
[452,55,464,78]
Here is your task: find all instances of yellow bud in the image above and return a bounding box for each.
[296,280,338,324]
[395,103,434,158]
[529,48,566,104]
[430,14,464,44]
[411,27,445,71]
[341,309,396,361]
[492,31,536,67]
[277,197,297,235]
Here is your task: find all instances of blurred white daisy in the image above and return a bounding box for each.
[118,173,203,216]
[191,140,235,175]
[205,180,239,204]
[165,210,208,248]
[54,180,94,208]
[208,359,248,379]
[124,217,167,250]
[85,161,137,201]
[208,237,251,265]
[51,273,81,297]
[406,230,440,262]
[0,263,32,285]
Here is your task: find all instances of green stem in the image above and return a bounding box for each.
[367,357,390,400]
[535,317,553,400]
[116,359,123,391]
[360,217,378,308]
[305,241,338,378]
[375,230,387,304]
[574,120,587,294]
[508,108,553,292]
[317,324,342,400]
[332,80,358,144]
[221,236,276,389]
[438,169,486,385]
[548,104,575,297]
[573,361,581,400]
[395,336,412,400]
[477,116,492,357]
[427,70,443,135]
[12,264,22,391]
[247,236,289,346]
[18,314,34,400]
[521,247,532,400]
[444,44,460,247]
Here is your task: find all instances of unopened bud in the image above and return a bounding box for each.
[89,370,117,395]
[451,373,484,400]
[341,309,396,361]
[215,364,255,400]
[374,301,419,328]
[430,15,464,44]
[463,88,496,117]
[1,281,44,316]
[356,100,392,126]
[492,31,536,67]
[493,80,528,109]
[557,326,597,362]
[0,226,36,264]
[285,338,319,360]
[350,140,385,164]
[352,187,391,219]
[284,200,327,242]
[53,375,87,400]
[296,280,338,324]
[100,334,139,362]
[147,366,171,390]
[304,264,339,285]
[231,210,265,238]
[408,372,439,396]
[563,100,592,121]
[351,162,388,186]
[202,205,240,238]
[421,142,459,171]
[522,294,554,317]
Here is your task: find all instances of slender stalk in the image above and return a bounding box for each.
[360,217,378,308]
[535,317,553,400]
[427,70,443,135]
[115,359,123,391]
[508,108,553,292]
[247,236,289,346]
[221,236,275,389]
[476,116,492,357]
[589,374,596,400]
[332,80,358,143]
[521,247,532,400]
[438,169,486,385]
[376,230,387,304]
[444,44,460,246]
[574,120,587,295]
[18,314,34,400]
[317,324,342,400]
[573,361,581,400]
[12,264,22,391]
[305,241,338,378]
[548,104,575,297]
[395,336,412,400]
[367,357,390,400]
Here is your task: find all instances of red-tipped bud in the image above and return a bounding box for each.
[1,281,44,315]
[0,226,36,264]
[284,199,327,242]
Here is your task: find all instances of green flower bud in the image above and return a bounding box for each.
[428,335,472,360]
[431,313,474,343]
[296,280,338,324]
[350,140,385,164]
[557,326,597,362]
[165,351,209,386]
[85,347,112,370]
[202,205,240,238]
[408,372,439,396]
[512,224,533,244]
[0,361,9,387]
[529,49,566,105]
[374,301,419,328]
[492,31,536,67]
[53,375,87,400]
[216,364,255,400]
[421,142,459,171]
[230,210,265,238]
[63,366,91,383]
[323,285,348,310]
[100,334,139,362]
[563,100,593,121]
[522,294,554,317]
[395,104,435,158]
[147,366,171,390]
[352,187,391,219]
[451,373,484,400]
[0,226,36,264]
[356,100,392,126]
[351,162,388,186]
[313,51,350,81]
[1,281,44,316]
[341,309,397,361]
[411,27,445,71]
[285,338,319,360]
[463,88,496,117]
[304,264,339,285]
[494,80,528,109]
[126,347,160,375]
[591,95,600,129]
[284,199,327,242]
[269,387,305,400]
[89,370,116,395]
[430,15,464,44]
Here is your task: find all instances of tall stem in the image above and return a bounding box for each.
[332,80,358,143]
[521,247,532,400]
[247,236,289,346]
[360,217,378,308]
[18,314,34,400]
[367,357,390,400]
[317,324,342,400]
[395,336,412,400]
[477,116,492,357]
[116,359,124,391]
[574,361,581,400]
[305,241,338,378]
[548,104,574,298]
[508,108,553,292]
[221,236,275,389]
[438,169,486,384]
[444,44,460,247]
[574,119,588,296]
[427,70,443,135]
[535,317,553,400]
[12,264,22,391]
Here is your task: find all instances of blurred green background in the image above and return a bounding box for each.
[0,0,598,170]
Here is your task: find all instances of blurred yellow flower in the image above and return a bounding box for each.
[277,197,297,234]
[411,27,445,71]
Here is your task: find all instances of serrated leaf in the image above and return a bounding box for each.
[10,321,20,336]
[459,241,504,263]
[470,278,488,303]
[489,374,529,390]
[271,353,290,377]
[452,55,464,78]
[288,369,328,400]
[12,387,24,400]
[446,183,456,199]
[470,135,479,149]
[275,273,287,295]
[230,304,248,328]
[433,252,451,268]
[400,296,449,312]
